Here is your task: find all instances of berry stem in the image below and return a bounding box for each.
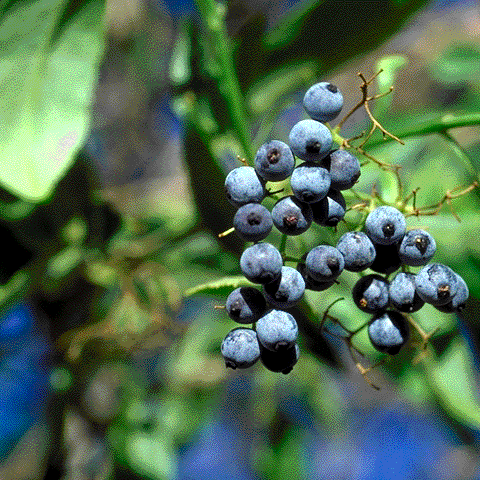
[365,111,480,150]
[194,0,254,163]
[218,227,235,238]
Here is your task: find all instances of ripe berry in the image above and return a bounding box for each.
[260,343,300,374]
[290,162,331,203]
[388,272,425,313]
[365,206,406,245]
[368,311,410,355]
[233,203,273,242]
[305,245,344,282]
[435,273,469,313]
[254,140,295,182]
[336,231,376,272]
[311,189,346,227]
[288,119,333,162]
[221,328,261,369]
[225,287,267,324]
[369,243,402,275]
[224,166,266,207]
[414,263,459,306]
[263,266,305,309]
[323,150,361,190]
[240,243,283,284]
[398,229,436,266]
[303,82,343,122]
[296,254,336,291]
[352,274,390,313]
[256,309,298,351]
[271,196,313,236]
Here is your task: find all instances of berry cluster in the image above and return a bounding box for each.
[349,205,468,355]
[220,81,469,376]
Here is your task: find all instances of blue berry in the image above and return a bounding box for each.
[389,273,425,313]
[240,243,283,284]
[398,229,436,266]
[435,273,469,313]
[271,196,313,235]
[256,309,298,351]
[365,206,406,245]
[323,150,361,190]
[290,162,331,203]
[254,140,295,182]
[368,311,410,355]
[305,245,344,282]
[303,82,343,122]
[352,274,390,313]
[233,203,272,242]
[369,243,402,275]
[225,287,267,324]
[260,343,300,374]
[296,254,336,291]
[221,328,260,369]
[414,263,459,306]
[288,119,333,162]
[224,166,265,207]
[336,231,376,272]
[311,189,346,227]
[263,266,305,309]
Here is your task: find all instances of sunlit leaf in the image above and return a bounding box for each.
[374,55,408,118]
[183,275,254,298]
[0,0,105,201]
[126,434,178,480]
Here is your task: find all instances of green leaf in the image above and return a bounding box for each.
[246,61,317,117]
[427,337,480,430]
[125,433,178,480]
[259,0,429,92]
[46,245,82,280]
[169,20,191,86]
[432,44,480,84]
[183,275,254,298]
[374,55,408,118]
[0,0,106,201]
[263,0,325,49]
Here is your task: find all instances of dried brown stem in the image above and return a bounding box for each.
[405,181,479,221]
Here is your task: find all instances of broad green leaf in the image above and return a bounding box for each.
[183,275,254,298]
[0,0,106,201]
[259,0,429,93]
[263,0,325,49]
[427,338,480,430]
[246,61,317,120]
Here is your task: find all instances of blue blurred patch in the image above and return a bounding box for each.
[304,402,472,480]
[151,0,196,18]
[151,95,184,141]
[0,301,52,461]
[0,302,35,352]
[176,419,258,480]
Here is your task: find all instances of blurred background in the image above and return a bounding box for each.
[1,0,480,478]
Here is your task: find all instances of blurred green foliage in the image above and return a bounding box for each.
[2,0,480,478]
